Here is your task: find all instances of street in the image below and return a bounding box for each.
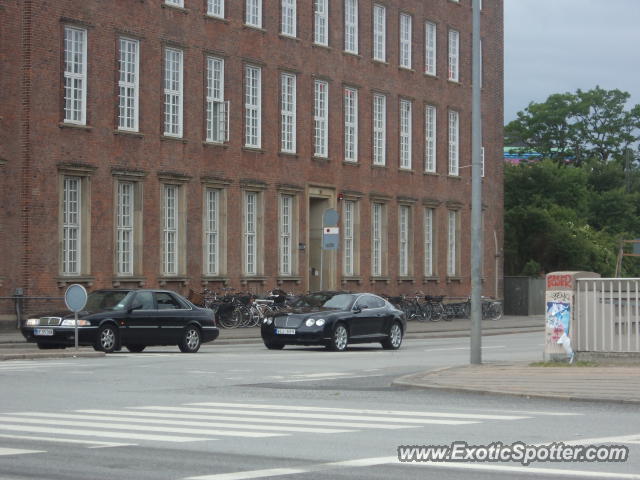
[1,332,639,479]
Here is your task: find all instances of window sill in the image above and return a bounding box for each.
[397,277,416,284]
[112,276,146,288]
[59,122,92,131]
[399,66,415,73]
[370,276,390,285]
[372,59,388,66]
[277,276,302,285]
[56,276,95,288]
[203,14,228,23]
[343,160,359,167]
[341,276,363,285]
[161,3,189,14]
[343,51,361,59]
[446,276,463,284]
[371,164,387,169]
[158,276,190,287]
[424,72,438,79]
[242,146,265,154]
[447,174,462,180]
[278,151,298,158]
[279,34,300,42]
[243,24,267,33]
[240,276,267,286]
[203,141,229,148]
[161,135,187,144]
[312,156,330,165]
[447,79,462,86]
[423,171,439,177]
[114,129,144,138]
[312,43,331,51]
[423,276,440,284]
[398,168,414,174]
[201,276,230,286]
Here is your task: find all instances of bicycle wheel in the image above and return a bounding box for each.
[417,302,432,322]
[488,302,503,321]
[430,303,444,322]
[443,304,455,321]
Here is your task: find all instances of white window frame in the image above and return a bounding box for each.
[425,105,437,173]
[62,176,82,275]
[372,93,386,166]
[279,195,293,276]
[164,47,183,138]
[447,210,459,277]
[204,188,220,276]
[313,80,329,158]
[280,73,297,153]
[399,13,412,69]
[424,207,434,277]
[399,99,412,170]
[206,56,228,143]
[244,65,261,148]
[116,181,134,276]
[448,110,459,176]
[281,0,297,37]
[425,21,437,76]
[344,0,358,54]
[371,202,383,277]
[448,29,459,82]
[118,37,139,132]
[244,191,258,276]
[344,87,358,163]
[314,0,329,46]
[63,26,87,125]
[162,184,179,276]
[372,4,386,62]
[246,0,262,28]
[343,200,355,276]
[207,0,224,18]
[399,205,411,277]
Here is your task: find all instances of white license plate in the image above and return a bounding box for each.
[275,328,296,335]
[34,328,54,336]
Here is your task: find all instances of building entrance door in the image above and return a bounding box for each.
[308,195,335,291]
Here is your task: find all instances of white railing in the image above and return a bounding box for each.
[575,279,640,353]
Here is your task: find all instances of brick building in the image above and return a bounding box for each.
[0,0,504,308]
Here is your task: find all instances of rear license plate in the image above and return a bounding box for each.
[34,328,54,336]
[275,328,296,335]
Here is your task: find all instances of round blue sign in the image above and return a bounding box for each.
[65,284,88,313]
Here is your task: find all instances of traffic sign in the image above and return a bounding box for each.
[65,284,88,313]
[323,209,339,227]
[323,227,339,250]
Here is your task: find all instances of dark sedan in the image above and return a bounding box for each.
[261,292,406,351]
[21,289,219,353]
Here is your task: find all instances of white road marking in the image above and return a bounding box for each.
[0,447,45,456]
[0,433,133,448]
[277,373,387,383]
[0,416,282,438]
[185,467,307,480]
[563,434,640,445]
[188,402,528,421]
[424,346,506,352]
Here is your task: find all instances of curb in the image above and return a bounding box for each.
[0,351,106,361]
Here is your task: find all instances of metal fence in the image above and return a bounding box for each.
[0,295,66,329]
[575,279,640,353]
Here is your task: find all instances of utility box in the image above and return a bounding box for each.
[544,271,600,361]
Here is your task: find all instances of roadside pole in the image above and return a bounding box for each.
[470,0,482,364]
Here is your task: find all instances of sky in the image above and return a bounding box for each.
[504,0,640,123]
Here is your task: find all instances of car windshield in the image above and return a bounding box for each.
[293,293,355,310]
[85,291,131,312]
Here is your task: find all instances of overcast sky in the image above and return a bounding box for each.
[504,0,640,123]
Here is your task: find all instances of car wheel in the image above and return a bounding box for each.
[126,345,146,353]
[264,341,285,350]
[96,324,118,353]
[179,326,201,353]
[328,323,348,352]
[381,321,403,350]
[36,343,65,350]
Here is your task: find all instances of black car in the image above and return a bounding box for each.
[261,291,406,351]
[21,289,219,353]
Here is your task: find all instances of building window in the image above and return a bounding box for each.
[344,0,358,54]
[62,177,82,275]
[344,87,358,163]
[282,0,297,37]
[116,182,134,276]
[206,56,228,143]
[118,37,139,132]
[371,202,385,276]
[448,29,459,82]
[166,0,183,7]
[244,191,260,276]
[399,13,412,69]
[279,195,293,276]
[245,65,261,148]
[164,47,183,138]
[424,207,435,277]
[399,99,412,170]
[425,21,436,76]
[372,4,386,61]
[246,0,262,28]
[63,26,87,125]
[314,0,328,46]
[448,110,459,176]
[162,185,180,276]
[281,73,297,153]
[447,210,459,277]
[313,80,328,158]
[425,105,437,173]
[207,0,224,18]
[204,188,220,276]
[343,200,357,276]
[399,205,411,277]
[372,93,386,166]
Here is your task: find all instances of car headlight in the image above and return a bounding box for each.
[26,318,39,326]
[305,318,315,327]
[263,317,273,325]
[315,319,325,327]
[61,319,90,326]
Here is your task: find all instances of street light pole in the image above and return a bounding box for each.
[470,0,483,365]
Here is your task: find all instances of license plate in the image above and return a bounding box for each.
[34,328,54,336]
[275,328,296,335]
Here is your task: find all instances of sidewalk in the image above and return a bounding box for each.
[394,363,640,404]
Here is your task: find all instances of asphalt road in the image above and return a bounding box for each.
[0,332,639,480]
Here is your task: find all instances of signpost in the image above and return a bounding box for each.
[320,209,339,290]
[64,284,88,350]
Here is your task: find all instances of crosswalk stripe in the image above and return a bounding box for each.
[0,423,205,443]
[0,447,45,456]
[0,416,283,439]
[0,433,134,448]
[132,406,478,426]
[188,402,529,421]
[12,412,353,435]
[78,409,416,430]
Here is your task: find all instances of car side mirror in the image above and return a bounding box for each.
[353,306,362,314]
[128,304,143,313]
